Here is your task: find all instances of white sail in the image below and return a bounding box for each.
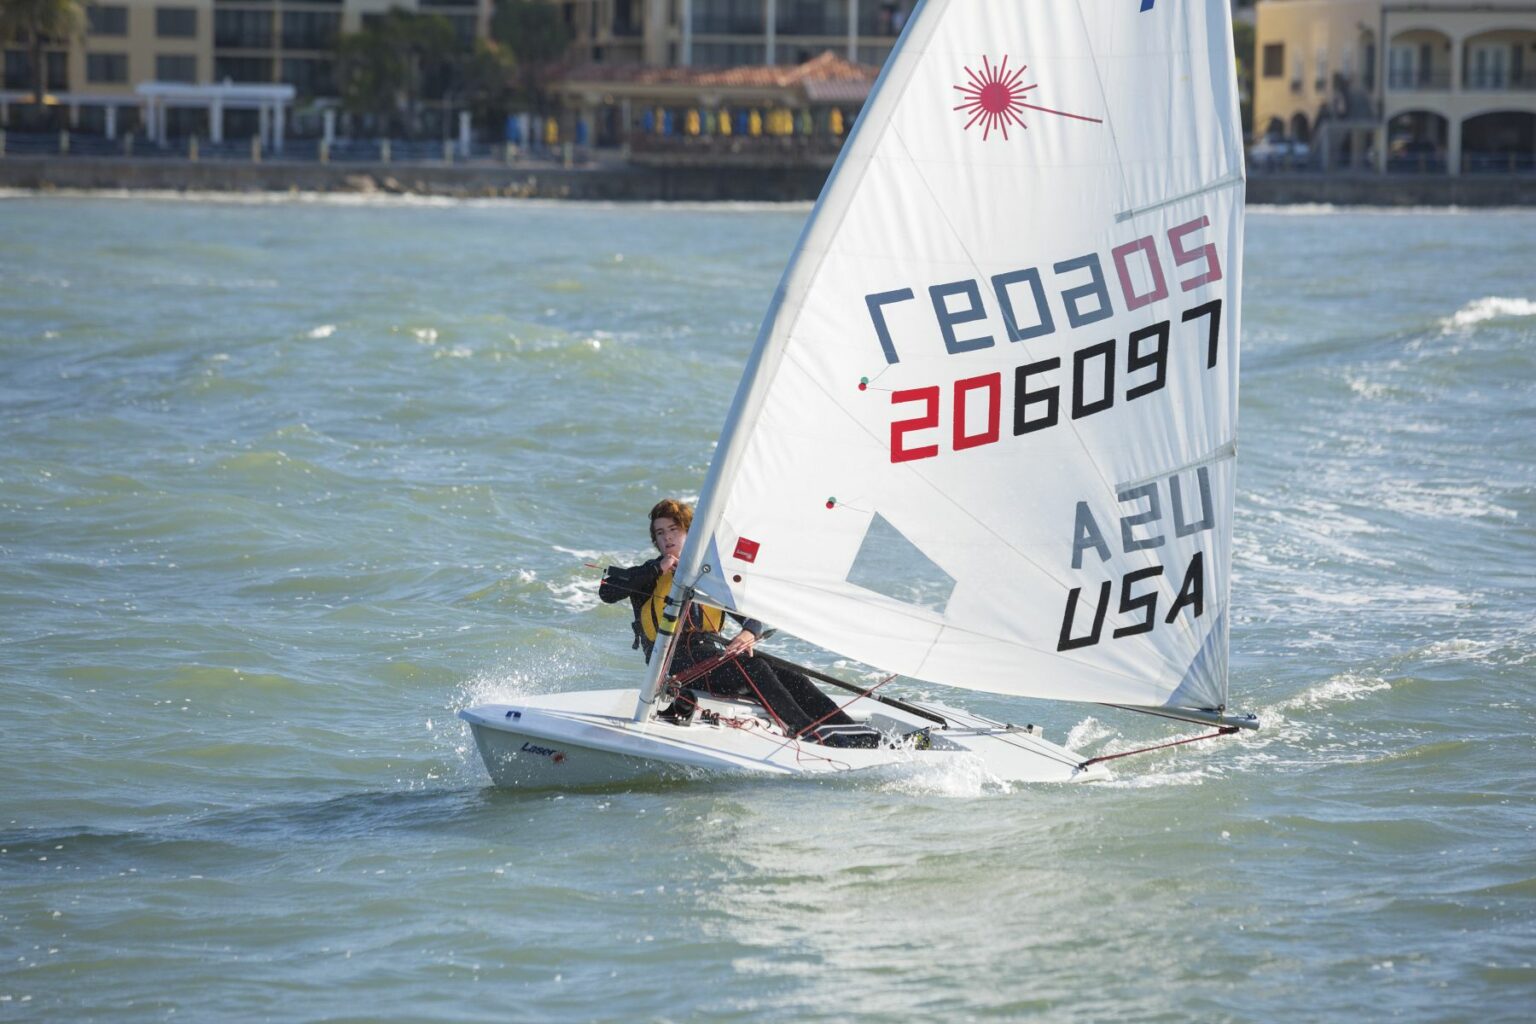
[679,0,1245,711]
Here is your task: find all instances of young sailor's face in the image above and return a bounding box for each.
[651,517,686,557]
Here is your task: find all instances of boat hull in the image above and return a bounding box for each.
[459,688,1105,789]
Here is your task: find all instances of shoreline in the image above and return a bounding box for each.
[2,154,1534,205]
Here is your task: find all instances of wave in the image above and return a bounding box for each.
[1439,296,1536,332]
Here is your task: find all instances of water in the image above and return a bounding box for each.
[2,194,1532,1022]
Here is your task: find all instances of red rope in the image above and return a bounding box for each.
[1078,726,1239,769]
[791,673,898,739]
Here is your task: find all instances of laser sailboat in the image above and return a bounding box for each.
[462,0,1258,787]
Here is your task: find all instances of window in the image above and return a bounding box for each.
[214,55,271,82]
[86,52,129,84]
[157,54,197,82]
[6,50,69,90]
[282,57,335,97]
[692,42,766,67]
[1261,42,1283,78]
[88,5,129,37]
[156,7,197,39]
[214,10,271,48]
[280,11,340,51]
[694,0,764,35]
[778,0,842,36]
[447,14,475,47]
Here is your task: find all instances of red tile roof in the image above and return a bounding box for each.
[563,51,878,90]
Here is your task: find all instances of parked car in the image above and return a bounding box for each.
[1248,136,1311,169]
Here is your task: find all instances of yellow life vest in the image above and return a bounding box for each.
[640,570,724,643]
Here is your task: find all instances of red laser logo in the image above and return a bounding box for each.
[953,55,1103,141]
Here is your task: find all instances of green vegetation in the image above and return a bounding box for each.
[1233,18,1255,138]
[0,0,85,104]
[490,0,574,114]
[333,1,574,135]
[335,7,515,137]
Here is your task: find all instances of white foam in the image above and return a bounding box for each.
[546,575,601,613]
[306,324,337,339]
[1439,296,1536,332]
[865,753,1014,797]
[1373,481,1518,523]
[1274,673,1391,715]
[1095,767,1214,789]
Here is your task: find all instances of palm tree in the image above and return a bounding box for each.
[0,0,87,107]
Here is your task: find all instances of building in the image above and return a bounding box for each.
[1253,0,1536,173]
[0,0,490,143]
[549,0,911,68]
[555,49,875,155]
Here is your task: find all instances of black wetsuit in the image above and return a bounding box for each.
[598,558,861,740]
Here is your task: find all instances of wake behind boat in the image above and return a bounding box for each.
[463,0,1259,788]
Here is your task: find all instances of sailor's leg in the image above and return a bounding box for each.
[771,664,855,727]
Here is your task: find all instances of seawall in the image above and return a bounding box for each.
[2,155,1534,205]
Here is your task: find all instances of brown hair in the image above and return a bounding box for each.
[649,498,693,536]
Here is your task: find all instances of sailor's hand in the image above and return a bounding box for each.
[658,553,679,574]
[722,629,756,659]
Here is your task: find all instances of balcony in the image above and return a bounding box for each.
[1388,69,1451,91]
[1465,70,1536,92]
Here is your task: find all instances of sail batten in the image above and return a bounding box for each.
[673,0,1244,711]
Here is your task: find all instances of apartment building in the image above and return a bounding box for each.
[1,0,489,140]
[550,0,911,68]
[1254,0,1536,173]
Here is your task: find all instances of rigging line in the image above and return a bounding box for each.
[1077,726,1238,769]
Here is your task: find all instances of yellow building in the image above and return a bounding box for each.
[1254,0,1536,173]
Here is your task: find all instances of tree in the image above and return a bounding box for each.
[441,40,517,131]
[336,8,459,137]
[0,0,86,106]
[1233,19,1256,139]
[490,0,573,113]
[337,8,516,138]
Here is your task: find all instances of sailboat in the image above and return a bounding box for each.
[461,0,1258,787]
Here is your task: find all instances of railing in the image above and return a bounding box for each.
[628,132,847,159]
[0,130,568,165]
[1387,69,1451,90]
[1463,151,1536,174]
[1464,70,1536,91]
[1386,153,1448,174]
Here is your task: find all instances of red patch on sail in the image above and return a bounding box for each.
[733,538,761,563]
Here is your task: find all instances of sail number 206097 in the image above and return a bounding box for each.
[865,217,1225,463]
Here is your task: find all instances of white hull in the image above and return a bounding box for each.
[460,688,1105,789]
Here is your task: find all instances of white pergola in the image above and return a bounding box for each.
[136,82,297,151]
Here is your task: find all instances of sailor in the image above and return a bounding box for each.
[599,498,879,748]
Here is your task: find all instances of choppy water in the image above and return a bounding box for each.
[2,194,1533,1022]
